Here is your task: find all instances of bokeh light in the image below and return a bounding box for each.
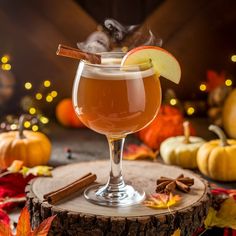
[225,79,232,86]
[187,107,195,115]
[29,107,36,115]
[170,98,177,106]
[32,125,39,132]
[25,82,32,90]
[44,80,51,87]
[35,93,43,100]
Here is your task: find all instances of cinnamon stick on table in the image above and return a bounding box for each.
[44,172,97,204]
[56,44,101,64]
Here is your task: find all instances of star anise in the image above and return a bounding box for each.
[156,174,194,194]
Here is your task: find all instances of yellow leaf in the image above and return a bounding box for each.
[144,193,181,209]
[123,144,158,160]
[7,160,24,173]
[172,229,181,236]
[20,166,53,177]
[204,198,236,229]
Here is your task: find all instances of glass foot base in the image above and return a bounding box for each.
[84,184,145,207]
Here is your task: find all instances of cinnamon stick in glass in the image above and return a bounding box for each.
[44,172,97,204]
[56,44,101,64]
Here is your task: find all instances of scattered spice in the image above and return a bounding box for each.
[156,174,194,194]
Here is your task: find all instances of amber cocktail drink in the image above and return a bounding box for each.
[73,52,161,206]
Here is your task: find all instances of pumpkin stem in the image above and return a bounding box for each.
[183,121,190,144]
[18,115,27,139]
[209,125,229,146]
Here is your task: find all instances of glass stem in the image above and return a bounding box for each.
[106,137,126,191]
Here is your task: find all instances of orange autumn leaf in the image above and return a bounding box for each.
[0,221,12,236]
[0,207,55,236]
[123,144,158,160]
[16,207,31,236]
[144,193,181,209]
[32,215,56,236]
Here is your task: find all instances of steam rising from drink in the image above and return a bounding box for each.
[77,18,163,53]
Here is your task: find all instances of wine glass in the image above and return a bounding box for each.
[73,52,161,206]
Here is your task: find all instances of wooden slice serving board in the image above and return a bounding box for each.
[26,160,210,236]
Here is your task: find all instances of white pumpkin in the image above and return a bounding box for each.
[160,121,205,169]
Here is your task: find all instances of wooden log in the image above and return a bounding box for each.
[26,160,211,235]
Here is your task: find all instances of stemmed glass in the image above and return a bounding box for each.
[73,52,161,206]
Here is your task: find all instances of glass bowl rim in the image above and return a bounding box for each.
[81,51,153,70]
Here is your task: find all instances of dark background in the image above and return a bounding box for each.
[0,0,236,115]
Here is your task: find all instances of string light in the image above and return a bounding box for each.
[40,116,49,124]
[170,98,177,106]
[199,83,207,91]
[225,79,232,87]
[35,93,43,100]
[231,55,236,62]
[51,90,58,98]
[187,107,195,116]
[46,95,53,102]
[10,124,17,130]
[24,121,31,128]
[32,125,39,132]
[29,107,36,115]
[25,82,32,90]
[1,55,9,64]
[44,80,51,87]
[1,64,11,71]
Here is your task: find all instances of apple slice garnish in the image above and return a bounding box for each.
[121,46,181,84]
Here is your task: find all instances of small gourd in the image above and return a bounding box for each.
[197,125,236,181]
[0,115,51,168]
[160,121,205,169]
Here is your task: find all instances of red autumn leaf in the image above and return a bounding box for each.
[16,207,31,236]
[0,220,12,236]
[0,209,10,225]
[206,70,226,91]
[32,215,56,236]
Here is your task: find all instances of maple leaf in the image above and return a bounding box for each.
[16,207,31,236]
[204,198,236,229]
[171,229,181,236]
[144,193,181,209]
[32,215,56,236]
[0,207,56,236]
[7,161,24,173]
[0,221,12,236]
[123,144,158,160]
[20,166,52,177]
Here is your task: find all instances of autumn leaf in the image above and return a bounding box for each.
[123,144,158,160]
[32,215,56,236]
[16,207,31,236]
[171,229,181,236]
[206,70,226,91]
[0,207,55,236]
[7,160,24,173]
[20,166,52,177]
[0,221,12,236]
[144,193,181,209]
[204,198,236,229]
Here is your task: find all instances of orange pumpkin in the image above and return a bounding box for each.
[56,98,84,128]
[0,116,51,168]
[137,105,195,149]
